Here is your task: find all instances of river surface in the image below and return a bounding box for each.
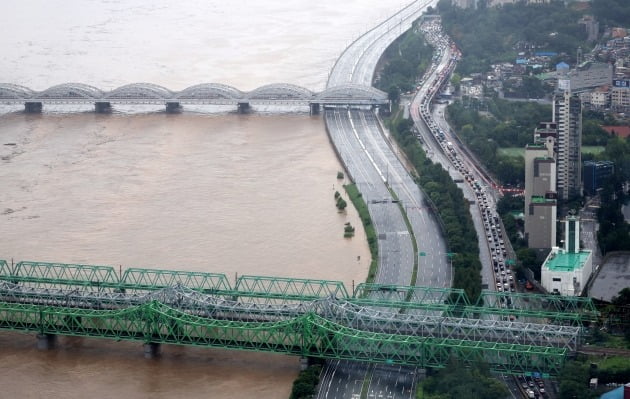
[0,0,410,398]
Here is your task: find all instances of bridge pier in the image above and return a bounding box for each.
[300,357,310,371]
[309,103,320,115]
[36,333,56,350]
[143,342,161,358]
[95,102,112,113]
[24,102,43,113]
[237,102,250,114]
[165,102,181,113]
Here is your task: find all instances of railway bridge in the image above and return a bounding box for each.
[0,259,598,376]
[0,82,389,114]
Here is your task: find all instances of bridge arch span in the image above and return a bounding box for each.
[36,83,104,100]
[105,83,173,100]
[176,83,243,100]
[247,83,314,101]
[0,83,35,100]
[315,84,387,103]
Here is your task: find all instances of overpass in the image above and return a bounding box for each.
[0,82,388,114]
[0,260,598,375]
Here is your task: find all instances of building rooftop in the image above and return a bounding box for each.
[544,249,591,272]
[530,195,556,204]
[602,125,630,138]
[584,160,615,167]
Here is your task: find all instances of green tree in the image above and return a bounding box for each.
[290,381,314,399]
[517,248,540,278]
[420,358,509,399]
[388,85,400,103]
[558,361,597,399]
[612,288,630,306]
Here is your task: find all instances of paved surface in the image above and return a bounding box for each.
[319,1,443,398]
[589,252,630,302]
[580,200,601,266]
[409,21,506,296]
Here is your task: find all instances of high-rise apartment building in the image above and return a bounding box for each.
[524,137,557,250]
[553,80,583,200]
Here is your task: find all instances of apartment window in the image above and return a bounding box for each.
[552,277,561,282]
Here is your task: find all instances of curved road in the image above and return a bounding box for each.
[318,1,448,398]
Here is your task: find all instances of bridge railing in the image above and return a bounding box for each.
[120,268,231,294]
[0,83,389,106]
[0,260,598,326]
[0,261,120,291]
[0,299,568,374]
[232,275,350,305]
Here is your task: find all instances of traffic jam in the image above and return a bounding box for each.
[415,20,517,300]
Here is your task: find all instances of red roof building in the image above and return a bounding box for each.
[602,125,630,138]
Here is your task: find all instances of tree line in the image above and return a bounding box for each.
[389,116,482,303]
[375,22,433,101]
[437,0,597,76]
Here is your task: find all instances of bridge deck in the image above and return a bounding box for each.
[0,260,597,375]
[0,83,389,106]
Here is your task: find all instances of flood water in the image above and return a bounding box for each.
[0,0,410,397]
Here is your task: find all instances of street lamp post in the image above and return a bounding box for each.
[444,252,456,287]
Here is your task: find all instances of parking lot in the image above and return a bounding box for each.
[589,252,630,302]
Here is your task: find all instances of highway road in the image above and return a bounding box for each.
[326,108,414,285]
[321,10,564,397]
[349,109,449,287]
[318,0,452,398]
[408,20,516,298]
[327,0,438,88]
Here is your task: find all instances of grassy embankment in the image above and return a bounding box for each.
[344,183,379,284]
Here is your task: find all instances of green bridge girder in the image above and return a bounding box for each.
[0,260,598,323]
[0,259,598,374]
[0,260,598,326]
[0,301,567,375]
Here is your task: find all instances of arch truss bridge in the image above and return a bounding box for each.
[0,83,389,113]
[0,260,598,375]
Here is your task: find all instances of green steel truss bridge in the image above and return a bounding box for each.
[0,260,599,375]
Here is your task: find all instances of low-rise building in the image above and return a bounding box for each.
[589,85,610,109]
[583,160,614,196]
[568,62,613,93]
[541,216,593,296]
[611,81,630,111]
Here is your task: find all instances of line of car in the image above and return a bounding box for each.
[518,375,547,398]
[415,21,520,322]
